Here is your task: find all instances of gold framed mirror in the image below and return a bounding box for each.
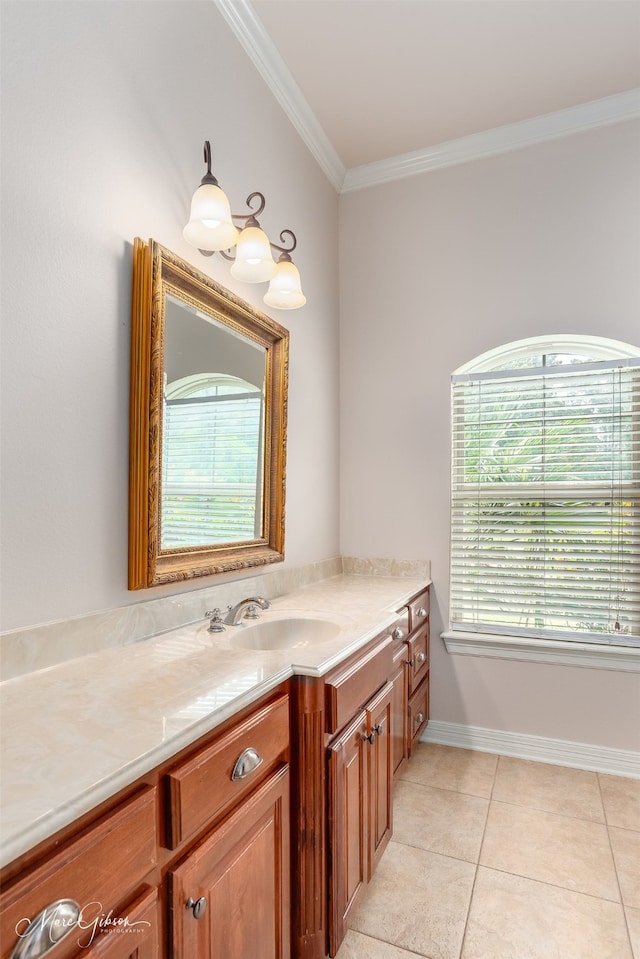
[129,238,289,588]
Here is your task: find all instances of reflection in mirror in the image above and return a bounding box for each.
[163,295,266,548]
[129,239,289,588]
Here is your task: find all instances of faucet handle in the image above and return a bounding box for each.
[244,603,260,619]
[205,609,225,633]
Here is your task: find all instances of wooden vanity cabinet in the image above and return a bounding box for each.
[0,690,291,959]
[405,587,430,755]
[1,585,430,959]
[0,787,159,959]
[388,586,431,783]
[325,637,394,957]
[389,619,409,781]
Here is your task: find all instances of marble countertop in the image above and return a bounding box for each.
[0,573,427,869]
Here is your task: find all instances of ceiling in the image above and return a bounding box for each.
[220,0,640,190]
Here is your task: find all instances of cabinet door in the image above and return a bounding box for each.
[408,678,429,756]
[327,710,368,957]
[170,765,290,959]
[390,644,408,781]
[365,682,393,879]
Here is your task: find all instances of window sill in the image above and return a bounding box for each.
[441,630,640,672]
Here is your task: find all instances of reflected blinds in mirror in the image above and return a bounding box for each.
[162,382,264,548]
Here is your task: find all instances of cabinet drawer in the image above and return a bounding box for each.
[391,610,409,643]
[408,680,429,752]
[408,588,430,633]
[0,788,157,959]
[325,635,393,735]
[406,623,429,695]
[165,694,289,849]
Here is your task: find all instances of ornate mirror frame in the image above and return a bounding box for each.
[129,238,289,588]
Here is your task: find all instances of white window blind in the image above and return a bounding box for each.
[450,359,640,646]
[161,388,263,549]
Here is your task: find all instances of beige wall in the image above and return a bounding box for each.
[339,121,640,751]
[0,1,340,630]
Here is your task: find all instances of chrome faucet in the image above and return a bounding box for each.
[223,596,271,626]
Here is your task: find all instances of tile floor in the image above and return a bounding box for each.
[335,743,640,959]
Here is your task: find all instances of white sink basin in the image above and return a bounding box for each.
[229,610,350,651]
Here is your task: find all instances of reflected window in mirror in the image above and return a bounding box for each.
[162,373,264,548]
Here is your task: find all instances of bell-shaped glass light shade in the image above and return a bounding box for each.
[183,183,239,252]
[263,259,306,310]
[230,226,277,283]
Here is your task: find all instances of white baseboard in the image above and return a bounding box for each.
[420,720,640,779]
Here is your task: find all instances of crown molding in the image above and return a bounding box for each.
[215,0,640,196]
[215,0,346,192]
[342,88,640,192]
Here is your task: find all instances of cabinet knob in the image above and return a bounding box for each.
[364,724,383,744]
[407,659,414,667]
[417,606,427,618]
[186,897,208,920]
[416,712,425,725]
[393,627,404,640]
[10,899,80,959]
[417,651,426,664]
[231,747,263,781]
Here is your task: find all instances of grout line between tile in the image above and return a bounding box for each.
[388,834,481,868]
[599,773,636,956]
[475,862,624,905]
[398,771,493,801]
[486,794,608,826]
[456,748,500,958]
[346,928,439,959]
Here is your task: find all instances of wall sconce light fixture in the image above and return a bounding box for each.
[183,141,306,310]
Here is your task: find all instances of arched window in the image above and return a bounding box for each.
[449,336,640,648]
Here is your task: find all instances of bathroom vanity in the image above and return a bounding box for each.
[0,576,430,959]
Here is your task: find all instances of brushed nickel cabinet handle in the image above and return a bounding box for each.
[186,896,208,919]
[417,606,427,618]
[417,651,426,664]
[393,627,404,640]
[231,747,263,781]
[416,712,425,725]
[11,899,80,959]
